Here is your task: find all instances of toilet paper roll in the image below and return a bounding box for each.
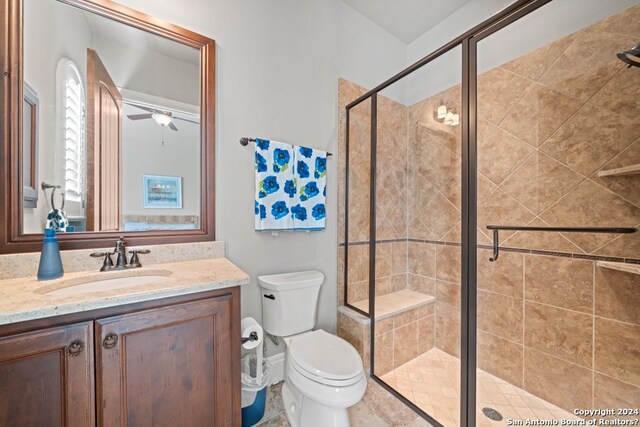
[241,316,264,350]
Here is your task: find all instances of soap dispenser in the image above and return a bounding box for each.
[37,228,64,280]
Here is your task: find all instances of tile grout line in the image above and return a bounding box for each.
[525,295,640,328]
[482,39,589,220]
[588,223,636,256]
[593,370,640,390]
[476,294,639,378]
[515,68,613,229]
[523,296,591,319]
[534,29,584,88]
[479,284,599,320]
[586,136,640,212]
[477,328,524,349]
[587,176,640,213]
[532,71,639,231]
[527,344,594,373]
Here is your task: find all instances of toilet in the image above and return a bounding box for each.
[258,270,366,427]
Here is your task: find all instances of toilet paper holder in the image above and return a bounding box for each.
[241,331,259,344]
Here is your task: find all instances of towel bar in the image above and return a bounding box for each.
[240,137,332,157]
[485,225,637,262]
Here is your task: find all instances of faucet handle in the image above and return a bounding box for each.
[90,252,114,272]
[128,249,150,268]
[90,251,110,258]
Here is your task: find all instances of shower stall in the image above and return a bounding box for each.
[337,1,640,426]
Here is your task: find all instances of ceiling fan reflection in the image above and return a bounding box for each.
[124,102,199,132]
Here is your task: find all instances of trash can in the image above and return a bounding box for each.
[241,354,271,427]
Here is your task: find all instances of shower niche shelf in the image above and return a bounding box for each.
[597,164,640,177]
[596,261,640,276]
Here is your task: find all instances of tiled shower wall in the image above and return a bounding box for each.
[337,79,435,377]
[416,5,640,413]
[337,80,410,306]
[338,4,640,414]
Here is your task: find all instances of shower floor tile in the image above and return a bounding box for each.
[380,348,582,427]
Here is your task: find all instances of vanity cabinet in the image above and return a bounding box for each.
[0,322,94,426]
[96,297,234,426]
[0,288,240,427]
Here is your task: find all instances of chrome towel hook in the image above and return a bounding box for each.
[41,182,65,211]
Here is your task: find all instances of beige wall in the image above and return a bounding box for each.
[104,0,411,346]
[338,4,640,413]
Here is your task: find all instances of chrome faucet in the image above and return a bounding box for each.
[90,237,150,272]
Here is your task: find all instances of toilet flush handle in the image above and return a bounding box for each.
[263,294,275,300]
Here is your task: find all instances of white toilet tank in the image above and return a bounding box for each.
[258,270,324,337]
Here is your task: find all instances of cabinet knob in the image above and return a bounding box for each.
[67,340,84,357]
[102,333,119,349]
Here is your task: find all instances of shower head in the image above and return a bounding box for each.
[617,43,640,67]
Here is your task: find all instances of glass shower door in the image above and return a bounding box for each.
[474,2,640,426]
[342,95,373,317]
[371,47,463,427]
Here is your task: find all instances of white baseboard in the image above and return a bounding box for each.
[266,352,285,385]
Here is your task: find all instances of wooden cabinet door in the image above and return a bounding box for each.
[96,296,237,427]
[0,322,95,427]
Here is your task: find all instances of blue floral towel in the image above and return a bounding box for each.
[292,145,327,231]
[255,138,295,231]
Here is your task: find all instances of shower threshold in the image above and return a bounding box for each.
[380,348,582,427]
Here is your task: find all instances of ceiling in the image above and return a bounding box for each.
[342,0,473,44]
[85,13,200,65]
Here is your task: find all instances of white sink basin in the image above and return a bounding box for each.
[37,269,173,296]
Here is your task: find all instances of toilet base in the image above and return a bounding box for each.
[282,380,351,427]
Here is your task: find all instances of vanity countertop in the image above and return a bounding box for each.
[0,257,249,325]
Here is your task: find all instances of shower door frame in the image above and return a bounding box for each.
[342,0,553,426]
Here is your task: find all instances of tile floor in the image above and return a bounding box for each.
[255,379,432,427]
[255,348,582,427]
[381,348,582,427]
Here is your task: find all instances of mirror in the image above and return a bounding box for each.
[22,82,39,209]
[21,0,202,234]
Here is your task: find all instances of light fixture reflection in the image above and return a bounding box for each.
[444,111,454,125]
[435,105,459,127]
[437,105,448,119]
[152,112,173,127]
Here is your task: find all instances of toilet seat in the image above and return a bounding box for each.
[288,330,363,387]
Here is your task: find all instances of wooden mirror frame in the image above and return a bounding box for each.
[0,0,215,253]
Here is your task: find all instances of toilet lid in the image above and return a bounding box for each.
[288,330,363,382]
